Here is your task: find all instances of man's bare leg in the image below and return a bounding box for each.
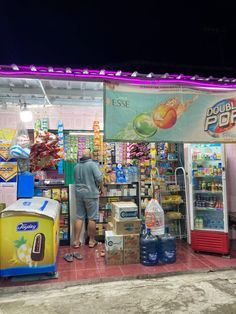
[73,219,83,247]
[88,219,97,247]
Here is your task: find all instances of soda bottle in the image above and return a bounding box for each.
[201,181,206,190]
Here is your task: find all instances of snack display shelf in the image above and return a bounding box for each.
[160,190,184,193]
[157,159,178,162]
[162,201,184,205]
[100,195,138,199]
[104,182,139,185]
[167,216,186,220]
[34,184,70,246]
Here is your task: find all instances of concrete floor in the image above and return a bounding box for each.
[0,270,236,314]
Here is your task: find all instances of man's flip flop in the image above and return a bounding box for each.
[64,253,73,262]
[73,241,82,249]
[89,241,98,248]
[73,252,83,260]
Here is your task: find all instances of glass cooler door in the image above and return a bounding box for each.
[189,143,228,233]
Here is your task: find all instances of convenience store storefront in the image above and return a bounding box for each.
[0,65,236,288]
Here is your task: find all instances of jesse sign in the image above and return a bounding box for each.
[104,83,236,143]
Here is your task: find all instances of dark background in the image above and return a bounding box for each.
[1,1,235,77]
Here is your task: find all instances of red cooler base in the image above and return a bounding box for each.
[191,230,229,254]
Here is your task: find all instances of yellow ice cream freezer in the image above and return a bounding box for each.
[0,197,60,277]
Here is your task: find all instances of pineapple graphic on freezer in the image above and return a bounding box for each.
[0,197,60,277]
[13,236,32,266]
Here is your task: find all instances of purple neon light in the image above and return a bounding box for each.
[0,65,235,89]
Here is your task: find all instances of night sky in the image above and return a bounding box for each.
[1,1,236,77]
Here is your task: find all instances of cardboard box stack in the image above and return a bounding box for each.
[105,201,141,265]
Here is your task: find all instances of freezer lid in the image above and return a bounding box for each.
[1,197,60,221]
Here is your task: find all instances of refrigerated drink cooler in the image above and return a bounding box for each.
[188,144,229,254]
[0,197,60,277]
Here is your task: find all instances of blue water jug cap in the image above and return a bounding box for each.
[165,226,170,234]
[146,228,151,235]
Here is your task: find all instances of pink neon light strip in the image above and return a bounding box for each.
[0,65,235,89]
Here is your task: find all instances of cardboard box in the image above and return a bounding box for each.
[114,218,141,235]
[123,248,140,264]
[112,201,138,221]
[105,230,123,251]
[105,250,124,265]
[123,234,140,249]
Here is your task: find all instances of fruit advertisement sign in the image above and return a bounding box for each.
[104,82,236,143]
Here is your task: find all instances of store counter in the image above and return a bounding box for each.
[0,197,60,277]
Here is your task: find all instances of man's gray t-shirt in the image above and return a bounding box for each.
[74,158,103,199]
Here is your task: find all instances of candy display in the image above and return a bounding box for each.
[65,135,78,162]
[30,131,61,171]
[127,142,150,163]
[78,135,86,160]
[93,120,101,161]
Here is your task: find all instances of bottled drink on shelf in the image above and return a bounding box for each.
[198,217,204,229]
[207,182,212,191]
[198,180,202,190]
[201,181,206,190]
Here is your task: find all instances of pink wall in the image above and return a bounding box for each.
[0,185,17,207]
[0,105,103,130]
[225,144,236,213]
[0,105,103,207]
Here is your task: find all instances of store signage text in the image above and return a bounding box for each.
[112,97,129,108]
[17,221,39,232]
[204,99,236,134]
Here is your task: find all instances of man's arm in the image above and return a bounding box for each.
[92,163,104,194]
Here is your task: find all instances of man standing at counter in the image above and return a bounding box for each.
[73,149,103,248]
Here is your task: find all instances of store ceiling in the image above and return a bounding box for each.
[0,78,103,109]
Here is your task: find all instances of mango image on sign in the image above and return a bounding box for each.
[133,113,157,138]
[152,104,177,129]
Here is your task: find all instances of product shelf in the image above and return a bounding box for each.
[104,182,139,185]
[192,159,221,162]
[193,176,222,179]
[157,159,178,162]
[194,190,222,194]
[194,207,223,211]
[101,195,138,198]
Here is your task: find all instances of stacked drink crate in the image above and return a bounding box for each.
[105,201,141,265]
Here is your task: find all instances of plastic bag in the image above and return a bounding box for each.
[10,122,31,159]
[145,199,165,236]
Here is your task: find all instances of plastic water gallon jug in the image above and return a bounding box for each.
[145,199,165,236]
[158,229,176,264]
[140,228,159,266]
